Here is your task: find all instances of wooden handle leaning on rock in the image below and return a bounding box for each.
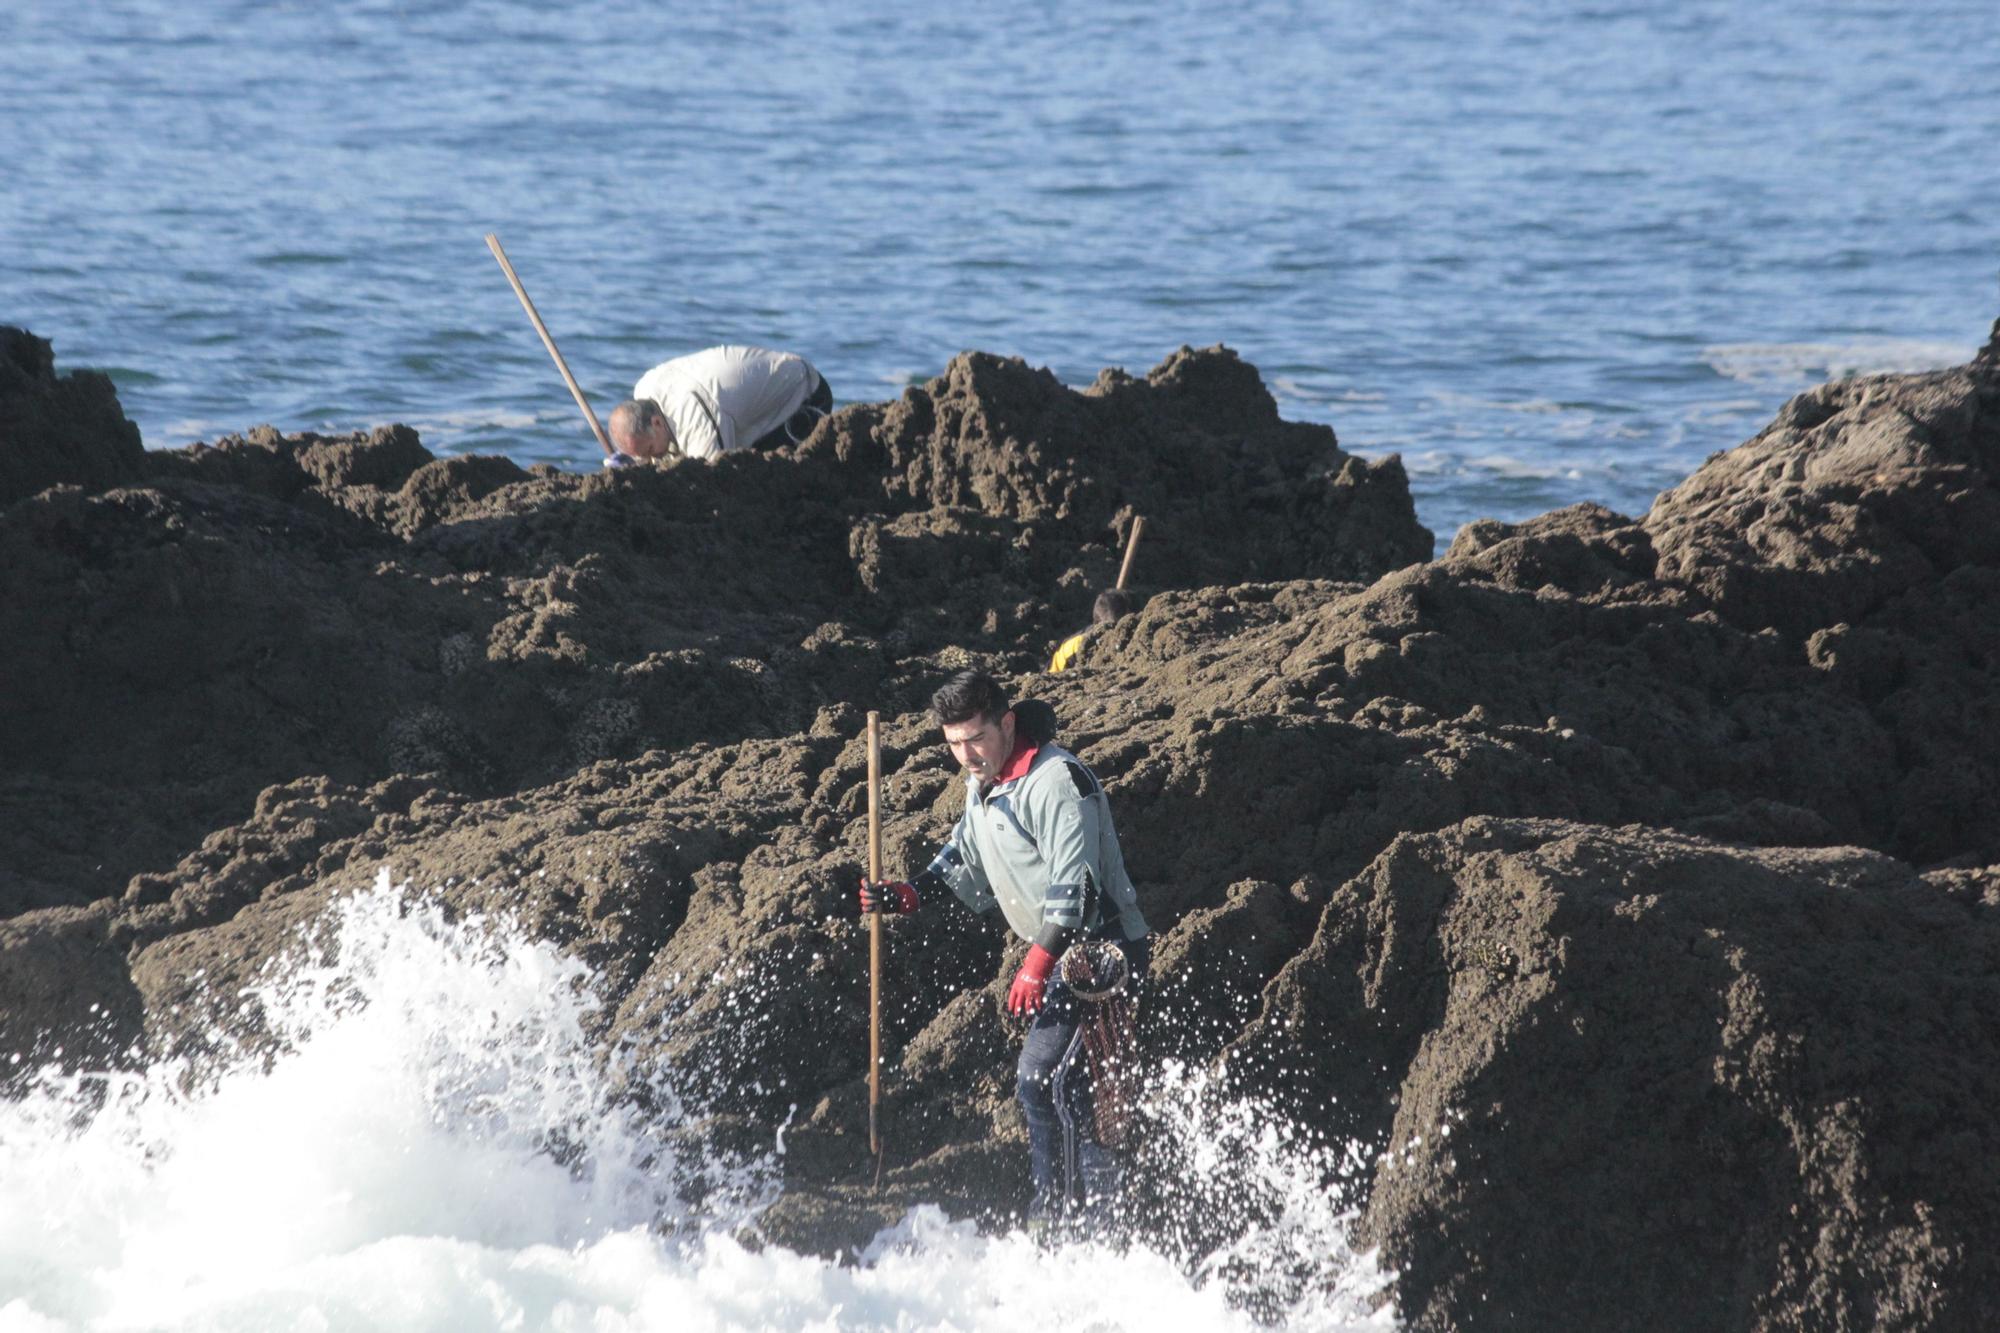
[866,711,884,1167]
[1116,515,1146,591]
[484,233,616,458]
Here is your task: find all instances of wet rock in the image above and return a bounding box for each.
[0,328,146,508]
[804,346,1435,598]
[1,342,1429,913]
[1976,313,2000,369]
[0,900,142,1079]
[1236,818,2000,1331]
[112,760,729,1070]
[1644,358,2000,641]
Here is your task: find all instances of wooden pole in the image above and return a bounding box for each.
[865,711,885,1178]
[1115,515,1146,591]
[483,233,616,458]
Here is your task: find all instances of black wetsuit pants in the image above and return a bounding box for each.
[1016,934,1150,1219]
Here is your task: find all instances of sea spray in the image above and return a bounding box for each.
[0,869,1395,1330]
[0,869,766,1327]
[1127,1062,1393,1327]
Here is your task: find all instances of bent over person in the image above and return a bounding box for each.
[1049,588,1136,674]
[606,344,831,465]
[859,671,1152,1229]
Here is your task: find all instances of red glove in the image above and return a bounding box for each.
[1007,944,1056,1015]
[858,878,920,915]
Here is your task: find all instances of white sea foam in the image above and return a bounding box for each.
[1460,453,1576,481]
[151,419,242,450]
[404,407,548,434]
[1701,339,1970,385]
[1421,392,1649,444]
[0,870,1395,1332]
[1394,447,1596,483]
[1269,379,1391,419]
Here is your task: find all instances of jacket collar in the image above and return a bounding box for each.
[967,733,1040,797]
[995,735,1040,784]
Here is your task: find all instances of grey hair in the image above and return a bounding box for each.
[608,398,667,450]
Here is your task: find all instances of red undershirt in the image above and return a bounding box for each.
[992,735,1039,785]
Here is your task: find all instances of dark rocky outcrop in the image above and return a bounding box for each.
[1644,362,2000,642]
[1236,819,2000,1331]
[0,342,1430,915]
[3,327,1998,1329]
[0,327,145,506]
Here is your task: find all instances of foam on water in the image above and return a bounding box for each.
[1701,339,1972,385]
[400,407,553,445]
[0,870,1394,1331]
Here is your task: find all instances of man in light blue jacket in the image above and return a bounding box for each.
[861,671,1152,1227]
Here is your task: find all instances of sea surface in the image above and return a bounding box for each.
[4,0,1996,548]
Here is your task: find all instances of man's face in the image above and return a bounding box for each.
[618,413,673,461]
[942,710,1017,784]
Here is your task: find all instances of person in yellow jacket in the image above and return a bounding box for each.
[1050,589,1135,673]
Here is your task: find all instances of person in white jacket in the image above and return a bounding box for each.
[605,345,831,466]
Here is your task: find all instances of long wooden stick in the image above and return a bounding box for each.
[865,711,885,1178]
[1115,515,1146,591]
[483,233,616,457]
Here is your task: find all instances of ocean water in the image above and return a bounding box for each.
[3,0,1996,547]
[0,872,1394,1331]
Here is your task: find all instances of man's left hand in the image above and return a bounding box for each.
[1007,944,1056,1015]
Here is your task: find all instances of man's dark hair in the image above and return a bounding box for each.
[1092,589,1136,625]
[931,670,1010,727]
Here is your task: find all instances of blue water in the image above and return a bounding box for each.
[4,0,1996,546]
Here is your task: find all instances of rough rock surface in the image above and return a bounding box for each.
[0,327,144,507]
[3,329,1998,1329]
[0,344,1429,914]
[1237,819,2000,1331]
